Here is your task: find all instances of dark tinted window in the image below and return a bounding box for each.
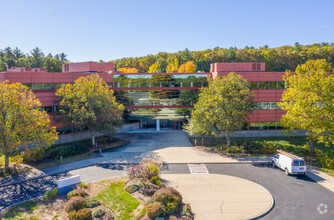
[293,160,299,166]
[299,160,305,166]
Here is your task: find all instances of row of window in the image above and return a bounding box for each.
[23,81,286,90]
[246,122,284,130]
[253,102,281,110]
[249,81,286,89]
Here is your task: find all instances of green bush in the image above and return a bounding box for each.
[152,187,182,214]
[315,149,334,169]
[124,184,140,193]
[44,188,58,201]
[80,183,90,188]
[145,202,165,218]
[145,198,155,206]
[70,208,92,220]
[182,203,193,217]
[44,144,89,160]
[92,208,105,218]
[67,189,85,200]
[21,146,47,164]
[86,197,100,208]
[64,196,87,213]
[150,176,162,185]
[226,146,241,154]
[141,158,162,180]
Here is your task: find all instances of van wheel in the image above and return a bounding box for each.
[285,168,289,175]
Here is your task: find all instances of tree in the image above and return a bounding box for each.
[278,59,334,158]
[190,73,254,150]
[166,58,179,73]
[117,67,139,73]
[178,61,197,73]
[148,63,162,73]
[0,81,58,172]
[43,57,62,72]
[184,107,212,146]
[56,74,124,146]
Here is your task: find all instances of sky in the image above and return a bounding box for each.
[1,0,333,62]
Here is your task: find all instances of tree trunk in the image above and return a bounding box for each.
[226,132,231,147]
[92,135,96,147]
[4,153,10,173]
[309,138,314,164]
[201,136,204,146]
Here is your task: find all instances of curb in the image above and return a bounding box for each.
[0,196,43,214]
[247,184,275,220]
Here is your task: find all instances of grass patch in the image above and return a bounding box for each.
[95,182,140,220]
[3,200,38,219]
[320,168,334,176]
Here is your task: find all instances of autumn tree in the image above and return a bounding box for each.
[278,59,334,158]
[0,81,58,172]
[178,61,197,73]
[148,63,162,73]
[166,58,179,73]
[189,73,254,150]
[117,67,139,73]
[56,74,124,146]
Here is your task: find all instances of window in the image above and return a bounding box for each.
[299,160,305,166]
[293,161,299,166]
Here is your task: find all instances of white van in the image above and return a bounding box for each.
[272,150,306,175]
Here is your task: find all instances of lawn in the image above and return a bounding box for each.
[95,182,140,220]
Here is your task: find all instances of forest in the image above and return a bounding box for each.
[1,43,334,73]
[0,47,68,72]
[113,43,334,73]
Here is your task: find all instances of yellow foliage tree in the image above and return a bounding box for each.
[0,81,58,171]
[166,58,179,73]
[117,68,139,73]
[56,74,124,146]
[178,61,197,73]
[148,63,162,73]
[278,59,334,158]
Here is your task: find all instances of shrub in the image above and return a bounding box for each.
[70,208,92,220]
[67,190,81,200]
[44,144,89,160]
[152,187,182,214]
[92,208,105,218]
[142,158,162,180]
[124,184,139,193]
[44,188,58,201]
[182,203,193,217]
[226,146,241,154]
[150,176,162,185]
[145,199,155,206]
[64,196,87,213]
[86,197,100,208]
[21,146,46,164]
[127,164,145,180]
[159,182,166,188]
[80,183,90,188]
[146,202,165,218]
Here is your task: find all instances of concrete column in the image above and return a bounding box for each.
[156,119,160,131]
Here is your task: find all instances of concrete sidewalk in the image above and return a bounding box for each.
[306,166,334,193]
[162,174,274,220]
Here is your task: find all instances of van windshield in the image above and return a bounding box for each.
[299,160,305,166]
[293,161,299,166]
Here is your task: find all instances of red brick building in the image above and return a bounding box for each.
[0,61,286,131]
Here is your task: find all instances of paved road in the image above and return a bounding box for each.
[2,162,334,220]
[163,162,334,220]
